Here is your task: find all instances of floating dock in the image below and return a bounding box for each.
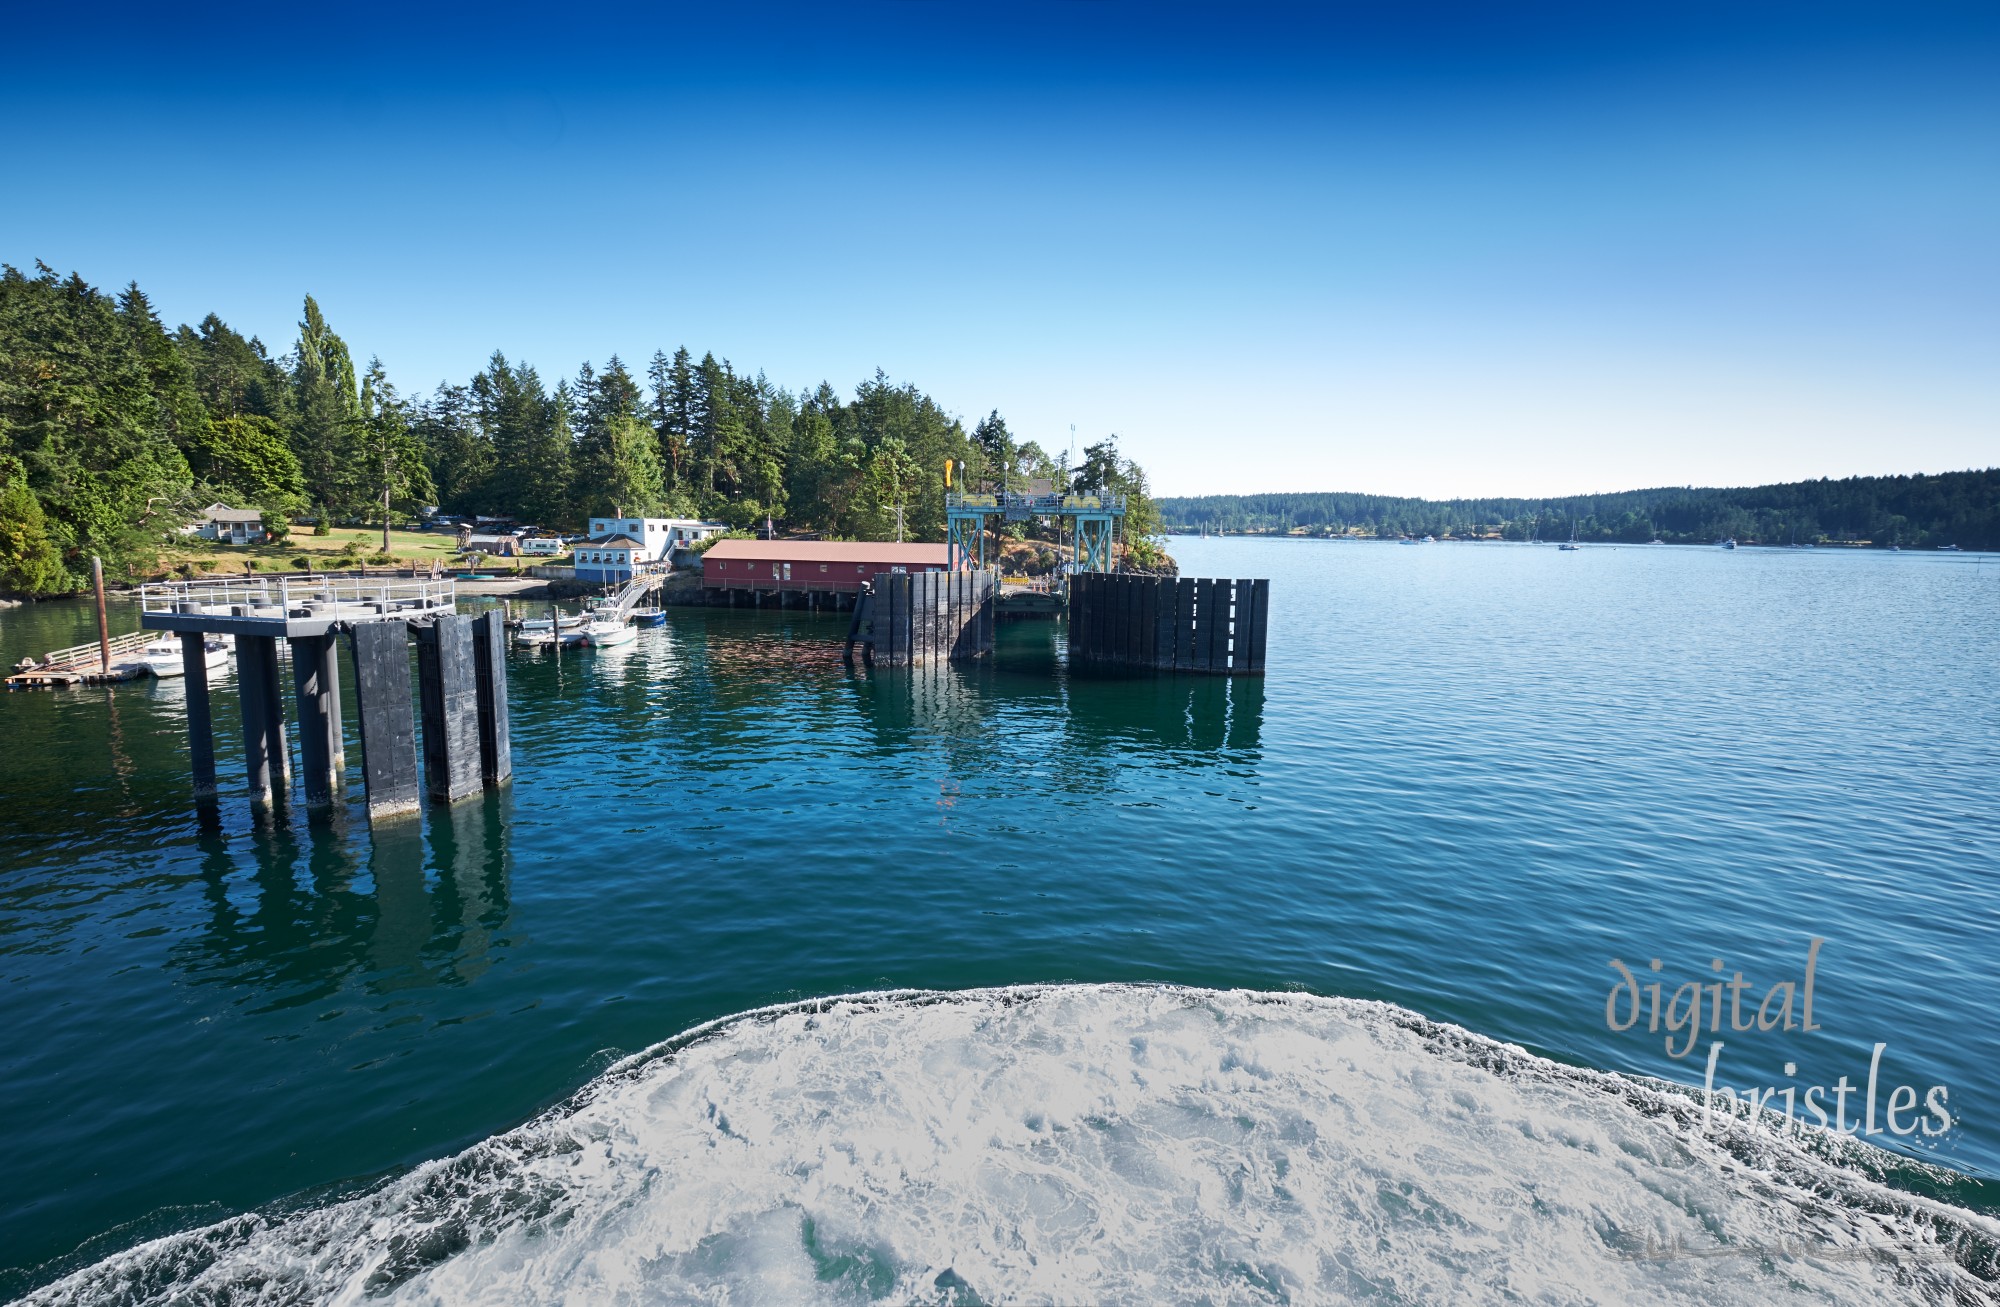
[6,630,156,688]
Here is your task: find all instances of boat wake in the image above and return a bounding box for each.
[27,985,2000,1304]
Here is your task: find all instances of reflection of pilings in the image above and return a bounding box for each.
[415,615,483,804]
[471,611,512,789]
[290,632,345,810]
[351,621,421,820]
[234,633,288,805]
[179,630,217,800]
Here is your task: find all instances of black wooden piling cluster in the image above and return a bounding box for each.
[186,612,511,821]
[1067,573,1268,675]
[845,569,996,666]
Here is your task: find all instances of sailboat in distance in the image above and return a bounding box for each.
[1560,519,1581,551]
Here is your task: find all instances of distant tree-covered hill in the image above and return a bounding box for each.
[1159,470,2000,550]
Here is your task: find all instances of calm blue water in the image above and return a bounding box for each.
[3,538,1997,1298]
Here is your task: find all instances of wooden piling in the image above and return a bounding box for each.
[1244,578,1269,672]
[350,620,421,819]
[180,631,217,800]
[235,634,288,805]
[91,555,111,675]
[290,632,344,811]
[472,611,512,788]
[415,615,483,803]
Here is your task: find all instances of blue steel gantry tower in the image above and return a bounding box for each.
[945,490,1127,573]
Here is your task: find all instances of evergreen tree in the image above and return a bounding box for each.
[973,409,1013,489]
[413,383,490,516]
[359,358,434,549]
[0,263,193,583]
[0,463,68,594]
[289,295,363,524]
[183,415,307,518]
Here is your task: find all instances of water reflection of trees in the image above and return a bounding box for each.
[171,791,513,1008]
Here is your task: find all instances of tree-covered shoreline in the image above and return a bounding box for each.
[1162,473,2000,550]
[0,262,1163,596]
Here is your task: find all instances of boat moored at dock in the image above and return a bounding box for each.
[140,637,229,678]
[581,618,637,648]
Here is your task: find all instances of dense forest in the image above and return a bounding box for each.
[1162,472,2000,550]
[0,263,1162,595]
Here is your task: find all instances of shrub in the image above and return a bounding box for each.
[312,519,329,536]
[291,555,312,572]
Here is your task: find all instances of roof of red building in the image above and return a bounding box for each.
[702,539,949,565]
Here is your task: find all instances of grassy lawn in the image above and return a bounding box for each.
[158,528,544,576]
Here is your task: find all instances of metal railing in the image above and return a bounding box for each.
[29,629,155,672]
[946,491,1126,515]
[139,575,457,619]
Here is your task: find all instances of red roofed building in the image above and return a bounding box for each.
[702,539,949,595]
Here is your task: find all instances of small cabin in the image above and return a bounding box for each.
[192,503,266,545]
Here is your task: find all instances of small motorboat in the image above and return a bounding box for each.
[629,606,666,627]
[1715,538,1737,550]
[141,636,230,677]
[1937,544,1963,552]
[515,613,586,632]
[581,618,637,648]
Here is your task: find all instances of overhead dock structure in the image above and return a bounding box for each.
[136,576,509,820]
[946,491,1126,573]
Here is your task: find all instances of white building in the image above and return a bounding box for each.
[188,503,266,545]
[586,517,726,563]
[572,534,649,583]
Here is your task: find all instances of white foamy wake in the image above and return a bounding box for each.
[27,986,2000,1305]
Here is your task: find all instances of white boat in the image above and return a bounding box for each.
[1559,521,1580,551]
[516,613,587,632]
[1716,538,1737,550]
[581,618,637,648]
[140,636,229,678]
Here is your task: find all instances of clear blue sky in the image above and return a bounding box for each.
[5,1,1994,499]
